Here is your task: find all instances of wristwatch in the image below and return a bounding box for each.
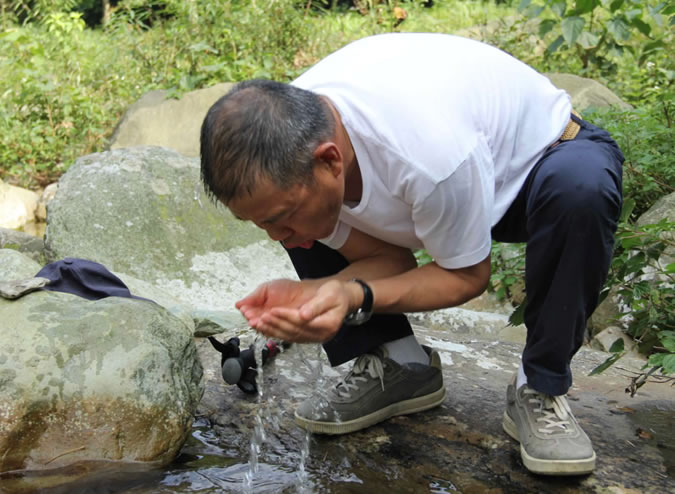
[343,278,374,326]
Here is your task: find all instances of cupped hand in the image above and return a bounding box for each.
[235,279,318,327]
[253,279,354,343]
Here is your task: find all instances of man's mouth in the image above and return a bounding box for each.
[283,240,315,249]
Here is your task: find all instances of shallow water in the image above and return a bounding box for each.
[628,400,675,477]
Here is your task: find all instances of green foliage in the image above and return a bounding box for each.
[488,243,526,302]
[591,197,675,377]
[518,0,674,75]
[584,105,674,219]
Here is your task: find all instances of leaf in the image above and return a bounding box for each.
[659,331,675,353]
[546,35,565,56]
[590,353,621,375]
[574,0,599,15]
[620,197,635,222]
[666,262,675,274]
[561,16,585,45]
[630,17,651,36]
[609,0,625,12]
[609,338,625,353]
[608,18,631,41]
[509,298,527,326]
[551,1,567,17]
[518,0,532,13]
[637,428,654,439]
[578,31,600,48]
[648,352,665,367]
[662,354,675,374]
[539,19,557,37]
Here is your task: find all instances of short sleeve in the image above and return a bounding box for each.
[318,220,352,250]
[412,139,494,269]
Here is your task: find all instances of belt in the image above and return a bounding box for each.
[550,110,581,149]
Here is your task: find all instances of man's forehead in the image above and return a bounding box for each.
[227,180,297,223]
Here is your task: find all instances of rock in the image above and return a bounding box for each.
[458,291,513,315]
[45,146,295,332]
[108,83,233,157]
[636,191,675,274]
[591,192,675,336]
[407,306,526,340]
[0,248,42,279]
[35,182,58,222]
[113,270,197,334]
[191,325,675,494]
[0,180,39,229]
[591,325,636,354]
[545,73,632,111]
[0,228,45,262]
[637,191,675,227]
[0,288,203,472]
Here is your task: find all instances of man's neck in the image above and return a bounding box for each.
[322,96,362,203]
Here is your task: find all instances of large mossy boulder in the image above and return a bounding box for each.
[0,251,203,472]
[44,146,295,320]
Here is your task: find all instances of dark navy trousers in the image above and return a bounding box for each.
[286,115,624,396]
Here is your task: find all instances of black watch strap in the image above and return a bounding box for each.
[344,278,373,326]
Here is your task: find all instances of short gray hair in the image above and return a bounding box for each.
[200,79,335,204]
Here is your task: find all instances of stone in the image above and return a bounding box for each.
[108,83,233,157]
[35,182,58,221]
[591,325,636,353]
[637,191,675,227]
[188,325,675,494]
[0,227,45,262]
[0,276,50,299]
[0,179,39,229]
[44,146,296,331]
[0,288,203,472]
[545,73,632,111]
[407,306,525,339]
[591,192,675,336]
[0,248,42,280]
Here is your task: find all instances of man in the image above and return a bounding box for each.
[200,33,623,476]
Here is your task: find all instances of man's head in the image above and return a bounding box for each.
[200,79,335,205]
[200,79,345,248]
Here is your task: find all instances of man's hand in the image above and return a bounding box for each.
[237,279,360,343]
[236,279,318,328]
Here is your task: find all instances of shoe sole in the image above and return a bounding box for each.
[295,385,446,435]
[502,411,596,476]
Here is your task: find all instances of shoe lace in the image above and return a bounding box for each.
[523,388,573,434]
[334,353,385,399]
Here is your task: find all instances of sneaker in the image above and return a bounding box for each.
[503,376,596,475]
[294,345,445,435]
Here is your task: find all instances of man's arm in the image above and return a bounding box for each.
[245,228,491,343]
[335,227,491,314]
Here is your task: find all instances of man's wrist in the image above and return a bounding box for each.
[344,279,373,326]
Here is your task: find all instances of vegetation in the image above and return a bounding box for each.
[0,0,673,379]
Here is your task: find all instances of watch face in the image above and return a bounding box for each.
[345,308,372,326]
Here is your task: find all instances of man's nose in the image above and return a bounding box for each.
[264,225,291,242]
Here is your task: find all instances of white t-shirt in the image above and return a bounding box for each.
[292,33,571,269]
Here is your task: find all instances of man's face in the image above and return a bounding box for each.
[227,164,343,249]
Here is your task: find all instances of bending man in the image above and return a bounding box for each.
[200,33,623,476]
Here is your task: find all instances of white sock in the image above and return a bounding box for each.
[517,361,528,389]
[383,335,429,366]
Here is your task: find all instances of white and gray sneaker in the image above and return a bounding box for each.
[295,345,445,435]
[503,376,596,475]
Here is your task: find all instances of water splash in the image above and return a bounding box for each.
[243,336,268,493]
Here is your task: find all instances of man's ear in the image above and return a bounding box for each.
[313,141,343,178]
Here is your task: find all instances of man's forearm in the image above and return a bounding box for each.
[368,258,490,313]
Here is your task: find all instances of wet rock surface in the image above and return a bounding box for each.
[7,325,672,493]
